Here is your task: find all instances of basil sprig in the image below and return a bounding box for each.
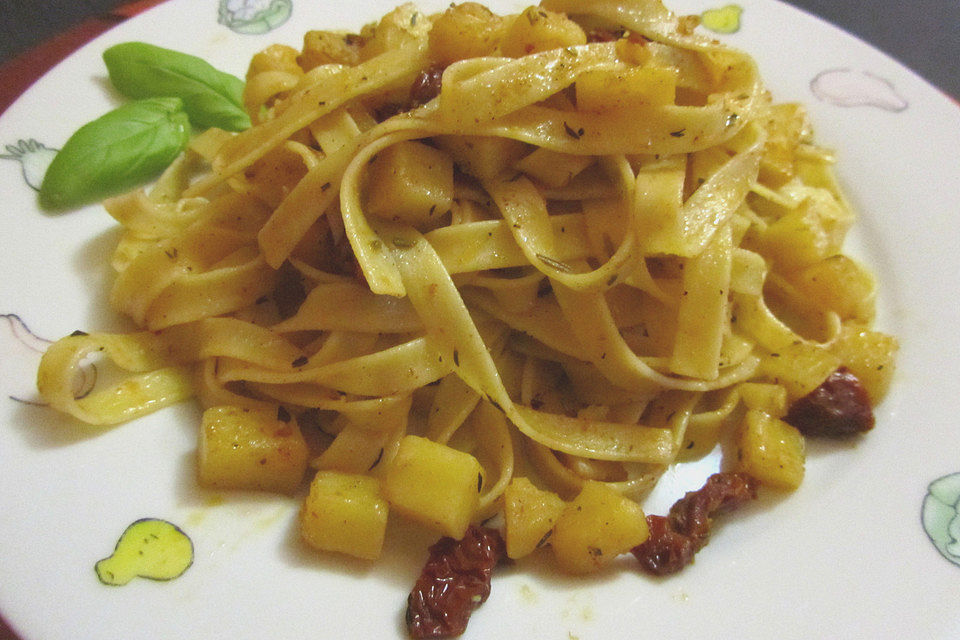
[39,97,191,210]
[103,42,251,132]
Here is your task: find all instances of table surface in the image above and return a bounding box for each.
[0,1,956,639]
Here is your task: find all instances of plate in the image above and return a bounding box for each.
[0,0,958,638]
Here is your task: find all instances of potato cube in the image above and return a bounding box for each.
[428,2,506,65]
[575,66,677,112]
[792,254,876,323]
[382,435,482,538]
[828,324,898,403]
[365,141,453,228]
[299,471,388,560]
[500,6,586,57]
[756,340,842,401]
[198,405,309,494]
[503,477,566,559]
[434,135,529,181]
[550,481,648,574]
[514,148,594,188]
[736,409,805,490]
[761,190,852,272]
[737,382,788,417]
[297,30,362,71]
[759,103,808,187]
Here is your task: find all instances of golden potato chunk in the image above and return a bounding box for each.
[365,141,453,228]
[298,30,362,71]
[737,382,788,417]
[514,148,594,188]
[576,66,678,112]
[198,405,309,494]
[792,254,877,323]
[429,2,506,64]
[760,190,852,272]
[299,471,389,560]
[503,477,566,559]
[383,435,482,538]
[501,6,586,57]
[828,324,898,403]
[435,135,529,182]
[735,409,805,490]
[550,481,648,574]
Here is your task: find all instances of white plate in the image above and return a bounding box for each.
[1,0,958,638]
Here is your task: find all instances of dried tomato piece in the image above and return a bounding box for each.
[633,472,758,576]
[669,471,759,548]
[632,515,696,576]
[784,366,875,437]
[408,65,446,108]
[406,525,506,639]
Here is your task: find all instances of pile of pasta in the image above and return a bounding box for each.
[38,0,897,572]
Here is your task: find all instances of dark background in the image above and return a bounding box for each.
[1,0,959,97]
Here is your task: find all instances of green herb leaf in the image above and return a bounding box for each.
[103,41,251,131]
[39,97,191,210]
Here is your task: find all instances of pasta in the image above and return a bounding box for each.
[38,0,897,587]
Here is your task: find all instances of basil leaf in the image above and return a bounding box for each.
[39,97,191,210]
[103,42,251,132]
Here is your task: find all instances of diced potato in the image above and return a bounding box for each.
[382,435,482,538]
[792,254,876,322]
[756,341,841,401]
[575,66,677,112]
[758,103,809,187]
[299,471,388,560]
[737,382,788,417]
[198,405,309,493]
[428,2,506,65]
[828,324,898,403]
[434,135,529,181]
[298,30,362,71]
[761,190,852,272]
[501,6,586,57]
[735,409,805,490]
[514,148,594,188]
[365,141,453,228]
[503,477,566,559]
[550,481,648,574]
[358,4,430,61]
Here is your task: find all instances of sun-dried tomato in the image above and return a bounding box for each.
[633,472,758,576]
[409,65,446,108]
[785,366,874,437]
[406,525,506,639]
[632,515,696,576]
[670,471,759,547]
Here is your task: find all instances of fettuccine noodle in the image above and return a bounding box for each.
[38,0,897,576]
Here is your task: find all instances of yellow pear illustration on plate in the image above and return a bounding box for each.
[95,518,193,585]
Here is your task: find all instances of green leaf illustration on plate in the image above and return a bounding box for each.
[922,472,960,567]
[0,139,58,191]
[218,0,293,35]
[95,518,194,585]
